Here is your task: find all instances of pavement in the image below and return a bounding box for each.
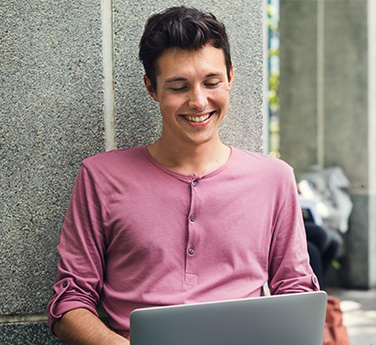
[326,288,376,345]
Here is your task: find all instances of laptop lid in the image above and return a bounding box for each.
[130,291,327,345]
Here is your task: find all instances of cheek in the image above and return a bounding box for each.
[211,89,229,107]
[160,94,186,111]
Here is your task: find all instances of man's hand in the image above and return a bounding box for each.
[54,308,130,345]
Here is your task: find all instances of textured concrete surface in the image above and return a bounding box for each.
[346,194,374,289]
[0,0,104,315]
[114,0,264,152]
[323,1,368,187]
[0,322,63,345]
[279,0,319,175]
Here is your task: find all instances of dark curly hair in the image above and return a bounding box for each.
[139,6,232,90]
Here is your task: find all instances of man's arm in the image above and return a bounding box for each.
[54,308,130,345]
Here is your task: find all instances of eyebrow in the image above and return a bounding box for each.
[164,77,187,84]
[163,72,224,84]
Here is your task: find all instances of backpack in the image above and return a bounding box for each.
[323,296,350,345]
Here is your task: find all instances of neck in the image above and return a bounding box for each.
[147,138,230,176]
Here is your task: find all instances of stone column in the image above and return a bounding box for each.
[0,0,265,342]
[280,0,376,288]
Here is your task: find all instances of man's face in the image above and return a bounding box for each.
[144,44,233,147]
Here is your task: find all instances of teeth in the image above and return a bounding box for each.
[184,114,211,123]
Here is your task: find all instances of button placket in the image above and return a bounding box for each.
[185,177,199,285]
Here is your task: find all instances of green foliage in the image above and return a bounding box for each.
[331,260,341,270]
[267,1,280,157]
[269,70,280,114]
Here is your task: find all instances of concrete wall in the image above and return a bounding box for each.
[0,0,265,342]
[280,0,376,288]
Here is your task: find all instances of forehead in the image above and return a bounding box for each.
[155,45,227,79]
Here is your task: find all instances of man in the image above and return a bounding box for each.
[48,7,319,345]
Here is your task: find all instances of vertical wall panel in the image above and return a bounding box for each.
[1,0,103,342]
[279,0,319,176]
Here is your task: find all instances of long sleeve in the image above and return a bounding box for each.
[48,164,106,333]
[267,166,319,294]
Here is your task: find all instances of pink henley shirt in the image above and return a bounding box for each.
[48,146,319,338]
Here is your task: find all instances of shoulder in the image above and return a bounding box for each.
[77,146,153,183]
[81,146,145,171]
[229,148,299,204]
[231,147,293,178]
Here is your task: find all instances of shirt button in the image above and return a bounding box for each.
[188,247,195,255]
[192,180,198,187]
[189,214,195,222]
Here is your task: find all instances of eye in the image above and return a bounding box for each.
[170,85,188,92]
[205,81,221,88]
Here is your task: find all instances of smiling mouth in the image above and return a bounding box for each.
[182,112,214,123]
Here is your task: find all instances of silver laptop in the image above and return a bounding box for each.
[130,291,327,345]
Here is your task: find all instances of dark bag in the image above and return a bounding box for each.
[323,296,350,345]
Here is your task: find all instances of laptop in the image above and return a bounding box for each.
[130,291,327,345]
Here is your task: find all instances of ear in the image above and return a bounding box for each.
[227,66,234,89]
[144,75,159,102]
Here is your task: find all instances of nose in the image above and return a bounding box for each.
[188,86,208,111]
